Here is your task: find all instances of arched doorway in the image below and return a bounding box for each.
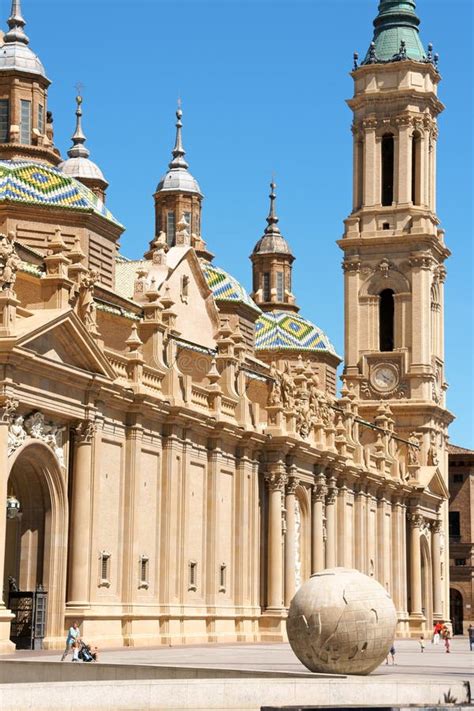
[4,442,68,648]
[420,534,433,630]
[450,588,463,635]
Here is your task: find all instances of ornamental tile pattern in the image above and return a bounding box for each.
[202,262,261,314]
[255,310,337,354]
[0,160,120,225]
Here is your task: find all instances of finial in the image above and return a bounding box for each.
[367,41,377,64]
[4,0,29,44]
[67,94,90,159]
[353,52,359,71]
[265,179,281,235]
[169,101,189,170]
[433,53,439,69]
[426,43,433,61]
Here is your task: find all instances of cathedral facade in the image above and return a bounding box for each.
[0,0,452,652]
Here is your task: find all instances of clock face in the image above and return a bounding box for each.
[371,365,398,392]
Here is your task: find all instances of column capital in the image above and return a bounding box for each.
[74,418,96,445]
[431,519,442,534]
[312,483,327,504]
[265,471,287,493]
[408,511,424,529]
[326,485,337,506]
[286,476,299,496]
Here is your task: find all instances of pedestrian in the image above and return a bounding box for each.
[468,624,474,651]
[419,635,425,653]
[60,621,81,661]
[433,622,442,645]
[385,644,396,665]
[442,626,451,654]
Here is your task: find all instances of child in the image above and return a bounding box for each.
[72,640,80,662]
[419,635,425,653]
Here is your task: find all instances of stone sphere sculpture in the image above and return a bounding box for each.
[287,567,397,675]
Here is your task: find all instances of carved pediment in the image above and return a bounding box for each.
[416,465,449,499]
[15,309,115,378]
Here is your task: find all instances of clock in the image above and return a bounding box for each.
[370,364,399,392]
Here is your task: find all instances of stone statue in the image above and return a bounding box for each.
[427,435,439,466]
[287,568,397,675]
[77,269,99,332]
[0,231,21,291]
[268,362,282,406]
[280,362,295,409]
[408,432,420,466]
[7,415,26,455]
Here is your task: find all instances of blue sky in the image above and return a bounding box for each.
[16,0,473,446]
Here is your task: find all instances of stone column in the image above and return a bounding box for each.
[354,485,366,572]
[408,512,424,618]
[397,121,412,204]
[0,399,16,651]
[431,519,443,619]
[391,497,403,613]
[311,476,327,574]
[284,476,299,607]
[325,479,337,569]
[363,121,378,207]
[67,419,96,606]
[265,467,286,612]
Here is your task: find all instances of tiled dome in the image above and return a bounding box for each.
[0,160,120,225]
[255,310,337,354]
[202,262,261,314]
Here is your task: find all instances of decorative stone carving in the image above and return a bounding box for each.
[0,396,19,423]
[407,432,421,466]
[378,258,391,279]
[7,410,65,466]
[268,362,282,406]
[74,269,100,334]
[0,232,21,292]
[264,471,287,492]
[427,433,439,466]
[287,568,397,675]
[74,419,97,445]
[408,512,424,529]
[294,498,302,591]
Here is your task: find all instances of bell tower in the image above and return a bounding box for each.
[340,0,452,463]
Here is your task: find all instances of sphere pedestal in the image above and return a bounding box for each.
[287,567,397,675]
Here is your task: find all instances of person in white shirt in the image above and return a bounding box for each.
[60,621,80,661]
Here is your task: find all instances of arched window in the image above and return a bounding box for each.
[412,131,421,205]
[379,289,394,351]
[381,134,394,206]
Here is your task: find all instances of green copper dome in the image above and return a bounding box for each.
[363,0,427,64]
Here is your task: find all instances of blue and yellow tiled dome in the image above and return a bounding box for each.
[255,310,337,354]
[0,160,120,225]
[202,262,261,314]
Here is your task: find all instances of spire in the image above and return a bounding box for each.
[265,180,281,235]
[168,101,189,170]
[362,0,427,64]
[4,0,29,44]
[67,95,90,160]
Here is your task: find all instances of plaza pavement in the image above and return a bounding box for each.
[5,637,474,679]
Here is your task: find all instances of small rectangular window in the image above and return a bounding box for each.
[276,272,284,301]
[167,211,176,247]
[455,559,466,567]
[20,99,31,145]
[449,511,460,538]
[219,563,227,592]
[139,555,149,589]
[38,104,44,134]
[0,100,9,143]
[263,272,270,301]
[188,560,197,591]
[98,551,111,587]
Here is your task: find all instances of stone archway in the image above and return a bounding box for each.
[5,441,68,648]
[450,588,463,635]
